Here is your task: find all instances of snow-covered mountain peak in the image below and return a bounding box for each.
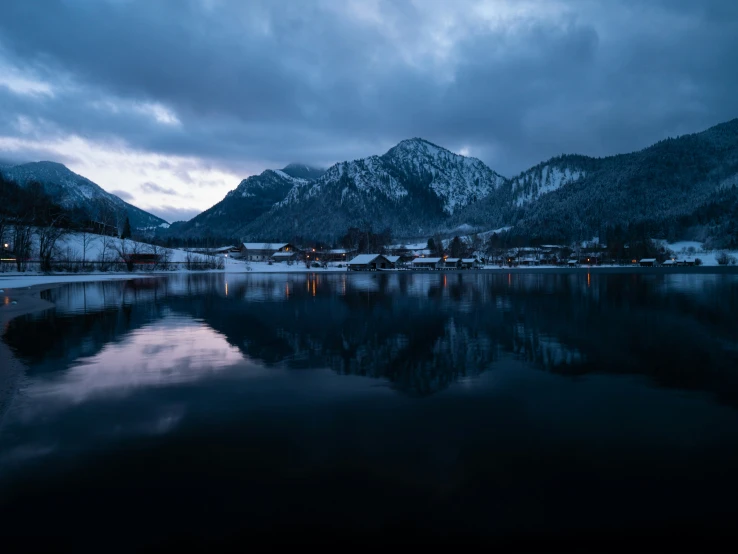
[226,168,308,199]
[385,137,449,161]
[280,163,326,181]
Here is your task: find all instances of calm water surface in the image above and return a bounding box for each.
[2,271,738,547]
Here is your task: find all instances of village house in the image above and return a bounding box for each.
[385,255,402,268]
[238,242,298,261]
[639,258,657,267]
[346,254,393,271]
[209,245,241,256]
[411,257,443,270]
[271,252,298,263]
[460,258,481,269]
[444,257,462,269]
[313,248,356,263]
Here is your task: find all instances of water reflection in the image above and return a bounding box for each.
[4,272,738,401]
[3,271,738,546]
[23,316,246,406]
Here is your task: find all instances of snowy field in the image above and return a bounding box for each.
[658,240,738,266]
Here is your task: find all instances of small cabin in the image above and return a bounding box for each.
[385,255,401,268]
[411,257,443,270]
[460,258,480,270]
[314,248,356,262]
[347,254,392,271]
[639,258,657,267]
[444,258,461,269]
[240,242,297,261]
[519,257,540,266]
[271,252,297,263]
[123,253,160,265]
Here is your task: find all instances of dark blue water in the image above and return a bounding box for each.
[2,271,738,548]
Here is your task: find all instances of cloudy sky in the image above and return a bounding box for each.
[1,0,737,222]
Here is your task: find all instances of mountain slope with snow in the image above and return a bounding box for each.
[166,168,308,238]
[515,119,738,241]
[236,138,507,241]
[1,161,169,231]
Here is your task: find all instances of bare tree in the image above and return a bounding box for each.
[38,215,68,272]
[13,223,34,272]
[80,228,99,270]
[147,242,171,270]
[111,238,141,271]
[98,233,116,271]
[0,213,7,255]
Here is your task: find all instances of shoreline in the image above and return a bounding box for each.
[0,276,155,426]
[0,284,63,427]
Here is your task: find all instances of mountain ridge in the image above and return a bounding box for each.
[6,118,738,244]
[0,161,170,231]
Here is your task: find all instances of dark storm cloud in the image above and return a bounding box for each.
[110,189,135,201]
[0,0,737,178]
[140,181,182,196]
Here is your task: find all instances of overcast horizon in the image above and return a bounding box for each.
[2,0,738,223]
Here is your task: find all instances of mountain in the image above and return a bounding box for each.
[279,163,326,181]
[451,154,598,233]
[168,118,738,244]
[0,161,169,231]
[166,167,309,238]
[235,138,506,241]
[456,119,738,242]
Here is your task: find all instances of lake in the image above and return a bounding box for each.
[2,271,738,548]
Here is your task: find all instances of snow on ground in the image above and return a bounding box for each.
[477,227,513,239]
[661,241,704,254]
[51,232,192,263]
[658,240,738,266]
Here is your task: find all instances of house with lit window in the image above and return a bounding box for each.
[238,243,298,261]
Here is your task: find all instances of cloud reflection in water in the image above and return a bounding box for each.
[23,315,247,408]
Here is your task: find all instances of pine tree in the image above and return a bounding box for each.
[121,216,132,240]
[450,236,464,258]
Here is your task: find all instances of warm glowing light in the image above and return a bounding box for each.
[3,243,8,248]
